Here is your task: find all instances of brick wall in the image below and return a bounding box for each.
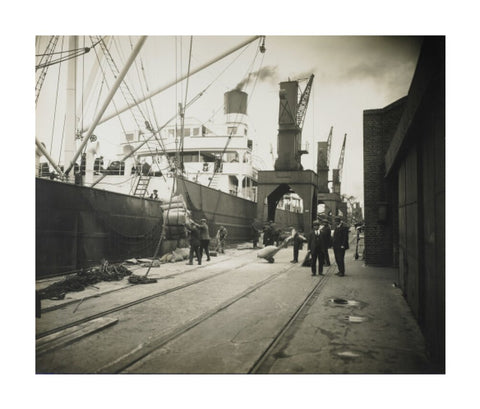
[363,98,406,266]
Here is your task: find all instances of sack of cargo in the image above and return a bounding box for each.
[161,202,186,211]
[165,209,188,226]
[159,252,174,263]
[176,247,190,259]
[171,248,187,262]
[164,225,187,239]
[162,195,187,209]
[170,194,186,204]
[257,245,279,259]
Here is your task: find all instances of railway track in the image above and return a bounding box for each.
[39,252,246,314]
[248,264,335,373]
[37,249,338,374]
[36,252,255,340]
[99,264,335,374]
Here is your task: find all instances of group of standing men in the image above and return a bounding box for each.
[305,216,350,277]
[185,219,228,265]
[185,219,211,265]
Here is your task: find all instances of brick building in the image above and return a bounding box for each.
[363,37,445,372]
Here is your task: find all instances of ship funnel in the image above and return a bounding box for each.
[224,89,248,115]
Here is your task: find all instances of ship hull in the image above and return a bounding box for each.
[36,177,304,278]
[176,178,304,240]
[36,178,167,278]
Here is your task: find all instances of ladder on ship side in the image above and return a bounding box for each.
[209,174,220,189]
[133,175,151,197]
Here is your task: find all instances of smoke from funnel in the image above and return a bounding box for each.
[235,65,278,90]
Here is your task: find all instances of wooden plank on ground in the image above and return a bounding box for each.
[36,317,118,356]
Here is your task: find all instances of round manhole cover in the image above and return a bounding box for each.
[329,298,361,307]
[331,298,348,304]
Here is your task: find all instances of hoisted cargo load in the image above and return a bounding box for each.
[162,194,190,239]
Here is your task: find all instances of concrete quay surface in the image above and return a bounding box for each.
[36,241,432,374]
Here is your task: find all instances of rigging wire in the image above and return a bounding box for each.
[129,36,154,129]
[35,37,103,57]
[105,36,160,161]
[36,48,90,71]
[91,41,129,137]
[139,51,169,177]
[125,36,167,172]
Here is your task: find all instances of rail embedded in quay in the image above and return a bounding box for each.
[96,260,302,373]
[37,252,337,374]
[36,252,255,340]
[248,264,335,374]
[39,251,250,314]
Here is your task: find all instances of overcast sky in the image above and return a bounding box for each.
[36,35,422,205]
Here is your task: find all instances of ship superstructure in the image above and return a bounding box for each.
[117,89,258,201]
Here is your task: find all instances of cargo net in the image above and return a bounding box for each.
[38,261,133,300]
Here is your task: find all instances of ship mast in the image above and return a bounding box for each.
[64,36,77,178]
[64,36,147,176]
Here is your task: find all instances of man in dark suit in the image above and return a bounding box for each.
[332,215,350,276]
[320,219,332,266]
[307,220,326,276]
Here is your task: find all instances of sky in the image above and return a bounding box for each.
[36,35,422,206]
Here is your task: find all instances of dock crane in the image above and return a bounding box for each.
[316,126,333,193]
[326,126,333,169]
[296,74,315,132]
[332,133,347,194]
[337,133,346,184]
[275,74,314,171]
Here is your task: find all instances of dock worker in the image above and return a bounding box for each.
[291,227,307,263]
[198,218,211,261]
[251,222,262,248]
[216,226,228,254]
[263,221,274,246]
[186,223,201,265]
[332,215,350,277]
[150,189,159,200]
[307,220,327,276]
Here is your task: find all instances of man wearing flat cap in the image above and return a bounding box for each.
[198,218,211,261]
[332,215,349,276]
[307,219,327,276]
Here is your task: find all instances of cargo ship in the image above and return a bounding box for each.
[35,36,305,278]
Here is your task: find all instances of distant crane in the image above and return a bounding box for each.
[337,133,346,184]
[332,133,347,194]
[296,74,315,131]
[326,126,333,169]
